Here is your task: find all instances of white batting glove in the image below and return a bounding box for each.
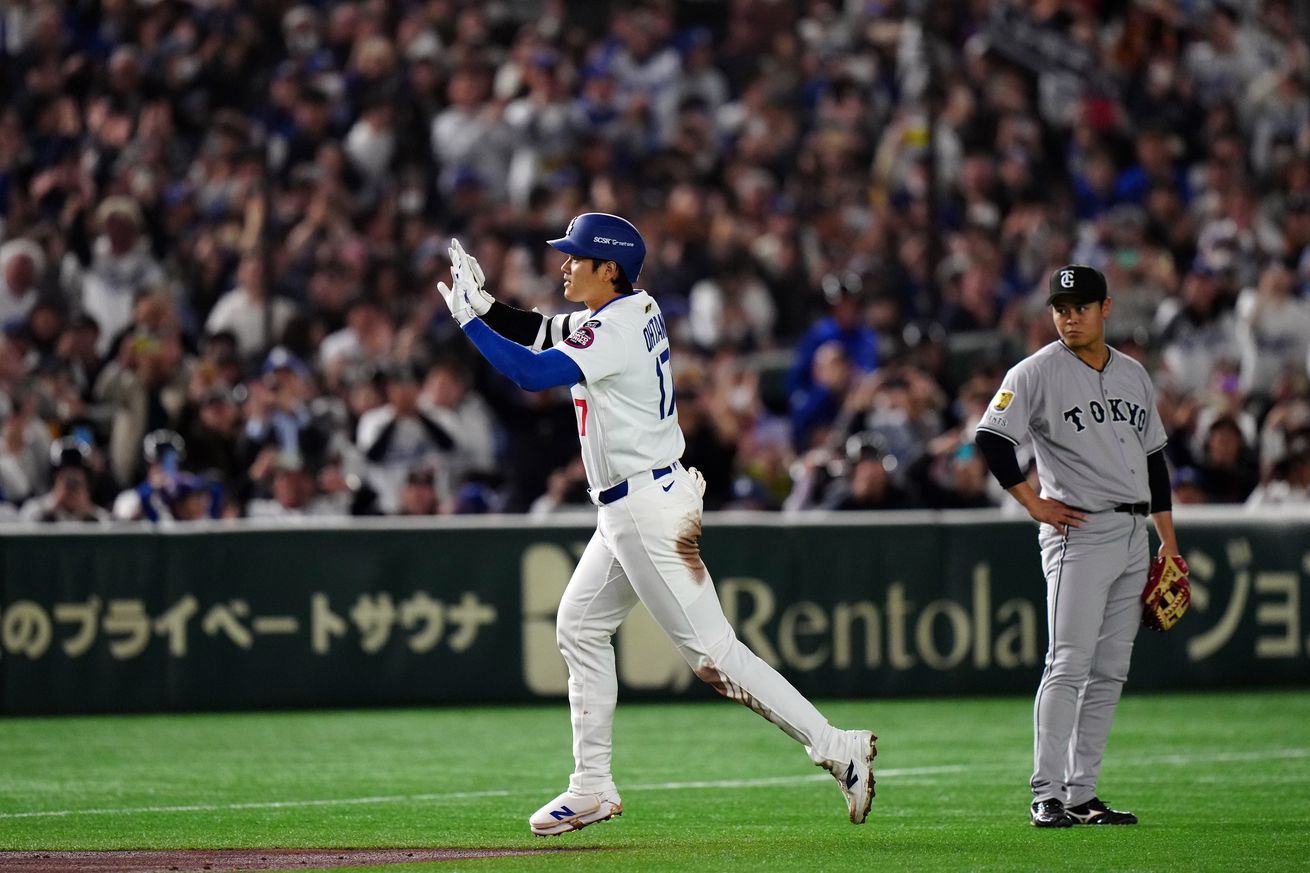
[435,277,475,326]
[687,465,707,498]
[449,238,494,316]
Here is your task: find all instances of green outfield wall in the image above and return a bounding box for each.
[2,509,1307,714]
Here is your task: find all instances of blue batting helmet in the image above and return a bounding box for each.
[547,213,646,283]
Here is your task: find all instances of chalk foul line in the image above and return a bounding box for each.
[1,749,1305,820]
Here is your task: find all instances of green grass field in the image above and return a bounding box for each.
[2,690,1308,872]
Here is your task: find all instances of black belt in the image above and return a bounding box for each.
[597,465,674,505]
[1067,502,1151,516]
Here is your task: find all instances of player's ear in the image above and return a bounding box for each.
[1101,297,1113,318]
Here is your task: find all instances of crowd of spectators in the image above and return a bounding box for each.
[1,0,1309,523]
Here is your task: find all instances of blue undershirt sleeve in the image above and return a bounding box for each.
[462,318,583,391]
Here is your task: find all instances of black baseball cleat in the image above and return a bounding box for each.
[1030,798,1074,828]
[1066,797,1137,825]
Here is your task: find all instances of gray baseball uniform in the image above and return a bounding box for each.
[976,340,1166,806]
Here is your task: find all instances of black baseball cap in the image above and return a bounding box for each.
[1046,265,1107,305]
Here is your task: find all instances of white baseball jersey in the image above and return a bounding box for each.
[539,291,685,492]
[976,341,1166,510]
[532,295,856,811]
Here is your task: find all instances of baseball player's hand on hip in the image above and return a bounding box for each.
[448,238,495,316]
[1026,498,1087,536]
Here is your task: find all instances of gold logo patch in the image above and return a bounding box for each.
[993,390,1014,412]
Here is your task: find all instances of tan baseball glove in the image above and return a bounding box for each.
[1142,554,1190,632]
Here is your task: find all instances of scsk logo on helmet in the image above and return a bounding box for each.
[594,236,635,247]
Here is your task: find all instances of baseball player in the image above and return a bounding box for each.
[974,265,1181,827]
[435,213,877,835]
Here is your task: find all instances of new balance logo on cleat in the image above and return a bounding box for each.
[529,790,623,837]
[816,729,876,824]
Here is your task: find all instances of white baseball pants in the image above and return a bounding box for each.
[557,462,843,792]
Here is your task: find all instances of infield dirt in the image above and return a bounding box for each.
[0,847,591,872]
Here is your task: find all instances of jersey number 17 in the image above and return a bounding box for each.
[572,349,676,438]
[655,348,676,420]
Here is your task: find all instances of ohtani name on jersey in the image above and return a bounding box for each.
[1062,397,1147,433]
[643,312,668,352]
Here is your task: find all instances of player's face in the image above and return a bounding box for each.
[1050,298,1111,349]
[561,255,615,307]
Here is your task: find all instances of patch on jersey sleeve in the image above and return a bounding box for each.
[565,326,596,349]
[991,389,1015,412]
[583,319,603,328]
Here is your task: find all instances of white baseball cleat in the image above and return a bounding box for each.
[814,729,877,824]
[529,788,623,836]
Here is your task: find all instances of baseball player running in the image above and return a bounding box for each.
[974,265,1181,827]
[436,213,877,835]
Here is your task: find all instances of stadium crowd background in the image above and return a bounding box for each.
[0,0,1308,522]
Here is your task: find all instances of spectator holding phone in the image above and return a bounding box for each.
[20,438,109,523]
